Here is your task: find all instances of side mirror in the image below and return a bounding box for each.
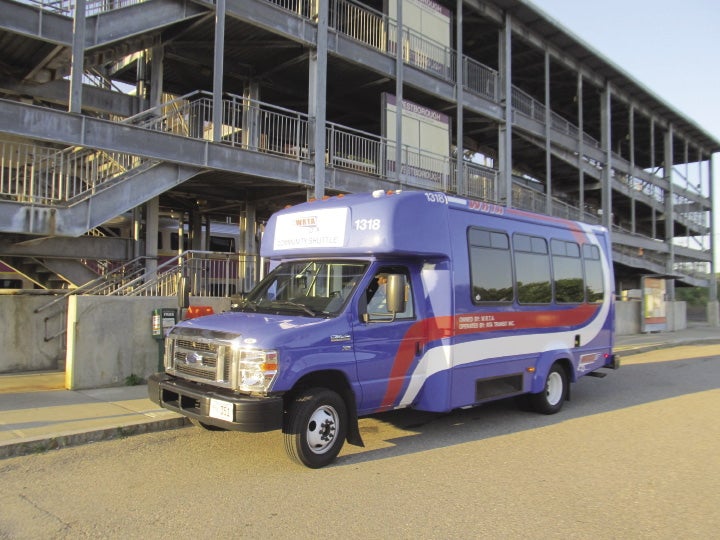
[363,273,407,323]
[385,274,406,314]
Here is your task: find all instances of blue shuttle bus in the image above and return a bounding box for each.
[149,190,618,467]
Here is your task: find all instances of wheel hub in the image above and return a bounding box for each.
[306,406,338,454]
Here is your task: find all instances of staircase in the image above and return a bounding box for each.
[0,133,203,237]
[0,232,134,289]
[1,256,96,289]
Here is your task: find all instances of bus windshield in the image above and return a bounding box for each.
[239,260,368,317]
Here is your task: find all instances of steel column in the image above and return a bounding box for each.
[577,73,584,213]
[544,50,552,215]
[650,119,657,239]
[309,0,328,198]
[709,154,717,302]
[394,0,404,184]
[150,40,165,110]
[213,0,226,142]
[499,13,512,207]
[455,0,464,196]
[664,126,675,291]
[600,83,612,230]
[145,197,159,277]
[629,106,636,233]
[69,0,86,113]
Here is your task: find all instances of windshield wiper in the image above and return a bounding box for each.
[272,300,319,317]
[236,300,259,312]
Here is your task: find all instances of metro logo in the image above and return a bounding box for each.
[273,207,349,250]
[295,216,318,228]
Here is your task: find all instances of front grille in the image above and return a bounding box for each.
[169,335,232,386]
[176,339,215,353]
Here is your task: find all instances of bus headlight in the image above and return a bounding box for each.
[163,337,175,371]
[233,349,278,393]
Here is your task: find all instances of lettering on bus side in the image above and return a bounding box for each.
[468,199,504,215]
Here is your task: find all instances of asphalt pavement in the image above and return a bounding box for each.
[1,324,718,459]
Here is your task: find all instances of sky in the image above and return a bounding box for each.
[529,0,719,268]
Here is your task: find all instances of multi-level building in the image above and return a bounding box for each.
[1,0,717,298]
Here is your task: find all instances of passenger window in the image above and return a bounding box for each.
[468,227,513,303]
[551,239,584,303]
[514,234,551,304]
[583,244,605,303]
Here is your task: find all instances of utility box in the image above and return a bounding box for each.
[151,308,177,340]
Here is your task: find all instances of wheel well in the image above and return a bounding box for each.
[555,357,573,379]
[285,370,351,403]
[282,370,364,448]
[554,357,573,400]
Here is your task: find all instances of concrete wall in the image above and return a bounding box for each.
[0,293,67,373]
[66,296,231,390]
[667,301,687,331]
[616,300,641,335]
[708,300,720,327]
[615,299,687,335]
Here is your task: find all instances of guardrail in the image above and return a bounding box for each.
[267,0,318,20]
[0,140,153,205]
[464,57,498,101]
[16,0,148,16]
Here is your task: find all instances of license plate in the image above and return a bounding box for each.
[209,398,233,422]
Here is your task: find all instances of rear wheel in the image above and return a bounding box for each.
[529,363,567,414]
[283,388,347,468]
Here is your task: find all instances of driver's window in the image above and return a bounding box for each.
[364,268,414,321]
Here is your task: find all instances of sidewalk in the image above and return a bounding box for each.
[0,375,188,459]
[1,325,718,459]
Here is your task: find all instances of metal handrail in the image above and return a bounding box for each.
[16,0,148,16]
[107,250,256,297]
[33,255,152,313]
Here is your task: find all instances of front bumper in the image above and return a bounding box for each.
[148,373,283,432]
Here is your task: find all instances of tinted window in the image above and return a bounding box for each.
[551,239,584,303]
[469,228,513,303]
[583,244,605,303]
[514,234,551,304]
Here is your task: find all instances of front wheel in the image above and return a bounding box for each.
[283,388,347,468]
[529,363,568,415]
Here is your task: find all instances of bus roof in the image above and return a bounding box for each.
[261,191,607,259]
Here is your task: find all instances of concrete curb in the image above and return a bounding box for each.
[0,417,189,459]
[614,338,720,357]
[2,330,718,460]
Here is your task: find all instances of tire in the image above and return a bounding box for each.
[189,418,226,431]
[529,363,567,415]
[283,388,347,468]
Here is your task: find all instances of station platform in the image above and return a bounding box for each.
[1,324,718,459]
